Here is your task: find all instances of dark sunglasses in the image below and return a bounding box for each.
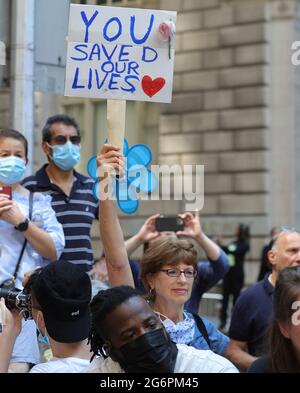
[51,135,81,145]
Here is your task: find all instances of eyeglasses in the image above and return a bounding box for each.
[159,268,197,279]
[51,135,81,145]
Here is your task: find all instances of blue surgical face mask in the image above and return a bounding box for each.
[36,312,50,346]
[0,156,27,185]
[155,311,195,345]
[48,140,81,171]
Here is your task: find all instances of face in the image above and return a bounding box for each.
[268,232,300,274]
[0,137,26,162]
[42,123,79,157]
[103,296,161,353]
[148,262,195,307]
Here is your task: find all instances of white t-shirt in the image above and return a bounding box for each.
[84,344,239,373]
[30,357,90,373]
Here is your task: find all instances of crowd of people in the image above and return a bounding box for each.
[0,115,300,374]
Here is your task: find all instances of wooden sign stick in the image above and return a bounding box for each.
[106,99,126,153]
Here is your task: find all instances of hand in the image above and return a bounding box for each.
[176,209,203,242]
[90,259,109,282]
[0,196,25,226]
[137,213,161,243]
[0,298,22,338]
[96,144,125,181]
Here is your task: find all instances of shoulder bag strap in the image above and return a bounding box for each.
[192,313,212,350]
[12,191,34,281]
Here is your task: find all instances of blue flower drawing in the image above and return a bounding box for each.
[87,139,158,214]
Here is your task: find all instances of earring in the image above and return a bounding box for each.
[147,287,155,301]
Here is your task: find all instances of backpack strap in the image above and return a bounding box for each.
[192,313,212,350]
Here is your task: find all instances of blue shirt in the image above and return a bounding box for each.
[22,165,98,270]
[130,249,230,313]
[156,310,229,355]
[229,273,274,356]
[187,312,229,354]
[0,191,65,289]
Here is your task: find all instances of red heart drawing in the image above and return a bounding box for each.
[141,76,166,98]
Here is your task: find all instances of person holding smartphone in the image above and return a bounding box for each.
[137,212,230,356]
[0,128,65,372]
[92,210,230,355]
[92,211,230,312]
[122,210,230,314]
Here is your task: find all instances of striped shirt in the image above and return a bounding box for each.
[22,165,98,270]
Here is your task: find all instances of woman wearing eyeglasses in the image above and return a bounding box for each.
[140,225,230,356]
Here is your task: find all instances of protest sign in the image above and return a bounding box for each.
[65,5,177,103]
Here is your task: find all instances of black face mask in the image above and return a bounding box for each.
[111,328,178,373]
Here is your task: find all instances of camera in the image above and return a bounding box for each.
[0,268,42,320]
[0,286,32,320]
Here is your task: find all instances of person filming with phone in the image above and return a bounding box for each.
[0,128,65,372]
[137,211,230,355]
[93,211,230,314]
[122,210,230,315]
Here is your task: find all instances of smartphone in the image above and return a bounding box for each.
[155,216,184,232]
[0,186,12,200]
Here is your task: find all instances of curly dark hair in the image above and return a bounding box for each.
[88,285,141,361]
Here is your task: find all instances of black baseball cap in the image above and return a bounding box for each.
[31,260,92,343]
